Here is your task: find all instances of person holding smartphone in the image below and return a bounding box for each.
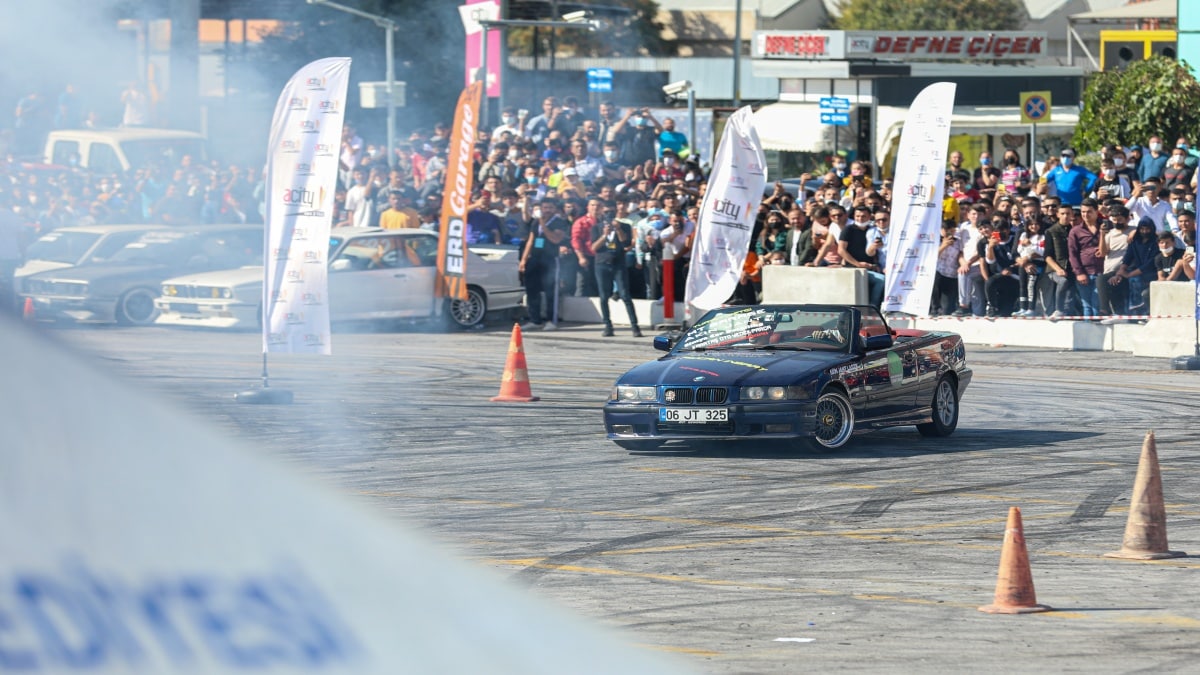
[981,216,1021,317]
[591,207,642,337]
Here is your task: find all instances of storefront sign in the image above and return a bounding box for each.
[754,31,1046,61]
[755,31,845,60]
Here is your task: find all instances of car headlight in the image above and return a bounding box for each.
[163,285,177,297]
[612,385,657,402]
[740,386,807,401]
[220,288,233,299]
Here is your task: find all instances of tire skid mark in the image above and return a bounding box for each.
[1069,484,1127,521]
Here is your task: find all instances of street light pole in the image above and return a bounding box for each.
[306,0,397,168]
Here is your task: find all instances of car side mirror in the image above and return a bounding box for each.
[330,258,351,272]
[653,335,672,351]
[861,333,893,351]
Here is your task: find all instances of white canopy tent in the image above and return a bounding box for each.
[875,105,1081,169]
[753,102,844,153]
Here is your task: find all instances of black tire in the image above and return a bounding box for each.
[614,440,660,451]
[116,287,159,326]
[805,388,855,451]
[918,376,959,437]
[447,286,487,329]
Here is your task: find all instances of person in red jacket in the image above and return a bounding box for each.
[570,196,601,297]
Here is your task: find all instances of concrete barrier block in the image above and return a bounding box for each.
[558,296,684,327]
[1132,318,1198,357]
[761,265,868,304]
[906,316,1109,350]
[1150,281,1196,318]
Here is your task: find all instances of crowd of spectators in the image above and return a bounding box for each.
[936,143,1197,322]
[1,83,1198,328]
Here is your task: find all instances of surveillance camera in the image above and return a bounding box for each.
[662,80,692,97]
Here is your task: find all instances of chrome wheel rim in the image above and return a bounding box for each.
[936,380,956,427]
[813,393,853,448]
[451,290,485,326]
[123,291,156,324]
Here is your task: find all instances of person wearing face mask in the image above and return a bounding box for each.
[1111,217,1161,316]
[518,198,570,330]
[491,107,523,143]
[831,156,848,180]
[1138,135,1168,183]
[1154,230,1187,281]
[612,106,660,167]
[655,148,685,184]
[599,140,626,182]
[1044,147,1096,207]
[838,204,885,307]
[973,152,1000,191]
[1162,148,1194,193]
[1096,203,1131,317]
[1125,177,1171,233]
[999,150,1032,195]
[1090,159,1131,201]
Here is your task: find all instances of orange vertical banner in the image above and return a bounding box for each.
[436,81,482,301]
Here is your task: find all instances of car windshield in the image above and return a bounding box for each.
[676,306,852,352]
[108,231,195,266]
[25,230,102,264]
[120,139,206,169]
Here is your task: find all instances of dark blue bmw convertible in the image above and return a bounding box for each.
[604,304,972,451]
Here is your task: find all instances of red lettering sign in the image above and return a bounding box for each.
[764,34,827,57]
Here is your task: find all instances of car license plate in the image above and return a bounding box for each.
[660,408,728,423]
[171,303,200,313]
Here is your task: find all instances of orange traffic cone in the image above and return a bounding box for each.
[21,297,34,321]
[491,323,539,403]
[979,507,1051,614]
[1105,431,1185,560]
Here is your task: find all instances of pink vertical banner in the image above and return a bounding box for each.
[461,0,501,98]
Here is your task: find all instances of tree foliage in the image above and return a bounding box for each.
[832,0,1024,31]
[506,0,673,57]
[1073,57,1200,153]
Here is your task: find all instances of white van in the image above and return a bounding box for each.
[43,128,207,173]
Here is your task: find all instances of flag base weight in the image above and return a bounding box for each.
[235,388,294,405]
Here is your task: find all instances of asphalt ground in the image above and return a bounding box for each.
[44,318,1200,673]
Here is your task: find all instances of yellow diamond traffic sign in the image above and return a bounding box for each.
[1020,91,1051,124]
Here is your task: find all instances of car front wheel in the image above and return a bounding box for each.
[116,287,159,326]
[917,376,959,437]
[806,388,855,451]
[448,286,487,329]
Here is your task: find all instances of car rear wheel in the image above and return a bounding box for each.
[806,388,855,451]
[917,376,959,437]
[614,440,659,451]
[116,287,159,326]
[446,286,487,329]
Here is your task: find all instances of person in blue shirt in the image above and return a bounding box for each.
[1044,148,1096,206]
[1137,136,1169,182]
[657,117,688,158]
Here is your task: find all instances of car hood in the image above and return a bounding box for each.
[618,349,844,387]
[28,263,171,285]
[16,260,71,278]
[162,266,263,287]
